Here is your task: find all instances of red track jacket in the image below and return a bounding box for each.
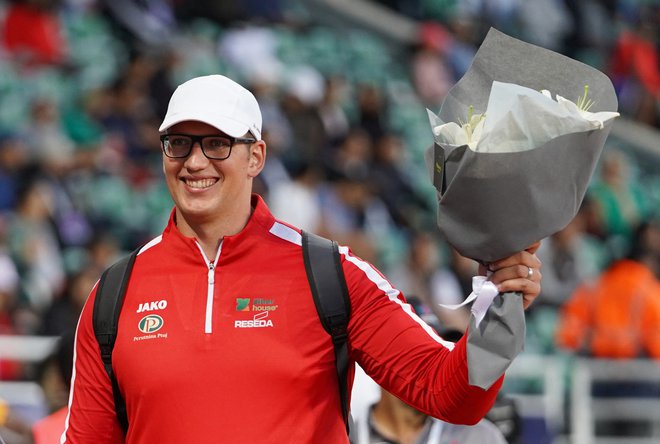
[62,195,502,443]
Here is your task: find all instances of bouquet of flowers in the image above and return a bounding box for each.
[426,28,619,388]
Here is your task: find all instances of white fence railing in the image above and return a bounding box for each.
[504,354,660,444]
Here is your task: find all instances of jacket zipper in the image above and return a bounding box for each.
[195,242,222,334]
[205,262,215,333]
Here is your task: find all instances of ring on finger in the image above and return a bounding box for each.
[527,266,533,279]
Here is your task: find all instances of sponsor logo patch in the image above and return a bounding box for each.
[234,311,274,328]
[136,300,168,313]
[235,298,278,312]
[138,314,164,333]
[236,298,251,311]
[252,298,278,312]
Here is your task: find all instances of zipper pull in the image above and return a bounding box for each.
[208,262,215,284]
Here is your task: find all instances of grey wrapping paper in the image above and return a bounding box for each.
[427,27,618,263]
[466,292,525,389]
[425,28,618,388]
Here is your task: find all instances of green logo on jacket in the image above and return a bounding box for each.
[236,298,250,311]
[138,315,164,333]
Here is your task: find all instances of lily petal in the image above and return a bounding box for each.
[433,122,469,146]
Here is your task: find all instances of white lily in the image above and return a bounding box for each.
[541,85,620,130]
[432,105,485,150]
[482,82,619,153]
[432,82,619,154]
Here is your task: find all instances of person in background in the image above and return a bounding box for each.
[588,149,650,259]
[556,217,660,359]
[32,331,75,444]
[0,397,33,444]
[349,303,511,444]
[353,386,508,444]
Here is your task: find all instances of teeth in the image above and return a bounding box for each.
[186,178,216,189]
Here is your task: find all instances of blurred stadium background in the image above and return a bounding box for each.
[0,0,659,442]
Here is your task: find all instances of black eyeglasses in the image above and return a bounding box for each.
[160,134,256,160]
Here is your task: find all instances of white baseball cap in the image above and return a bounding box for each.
[159,74,262,140]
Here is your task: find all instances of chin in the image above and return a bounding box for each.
[178,200,219,219]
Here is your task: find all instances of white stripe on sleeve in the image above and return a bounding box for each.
[338,245,455,350]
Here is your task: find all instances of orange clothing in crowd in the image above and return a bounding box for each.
[556,259,660,359]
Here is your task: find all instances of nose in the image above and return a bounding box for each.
[183,142,209,169]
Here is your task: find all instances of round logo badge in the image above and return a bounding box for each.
[138,315,164,333]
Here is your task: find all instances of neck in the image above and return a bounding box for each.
[371,393,428,444]
[175,200,253,259]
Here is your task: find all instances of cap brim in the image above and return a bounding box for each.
[158,110,250,138]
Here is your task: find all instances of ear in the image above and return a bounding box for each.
[247,140,267,178]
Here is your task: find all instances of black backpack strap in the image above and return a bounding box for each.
[92,247,140,434]
[302,231,351,434]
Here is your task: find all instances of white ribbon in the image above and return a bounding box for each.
[439,275,500,327]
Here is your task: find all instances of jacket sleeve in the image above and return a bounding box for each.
[61,285,125,443]
[341,247,502,425]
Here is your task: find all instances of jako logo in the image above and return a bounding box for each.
[139,315,164,333]
[136,300,168,313]
[234,311,274,328]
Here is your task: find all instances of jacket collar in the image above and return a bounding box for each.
[162,194,276,257]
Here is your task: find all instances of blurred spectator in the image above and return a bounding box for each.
[409,28,455,109]
[0,134,31,212]
[356,84,387,143]
[518,0,573,52]
[1,0,68,67]
[32,330,74,443]
[608,6,660,127]
[317,171,393,264]
[98,72,160,165]
[318,75,351,147]
[25,97,76,165]
[440,11,479,78]
[435,247,479,303]
[369,132,432,229]
[561,0,614,68]
[248,66,293,166]
[528,202,606,354]
[388,232,472,330]
[61,94,105,151]
[453,0,520,37]
[267,160,323,233]
[351,385,507,444]
[39,263,99,337]
[280,65,328,169]
[535,201,606,308]
[218,25,282,83]
[23,99,94,250]
[145,53,177,122]
[588,149,650,258]
[85,232,122,270]
[323,127,373,181]
[350,318,513,444]
[556,218,660,359]
[35,162,94,252]
[7,179,66,321]
[0,397,33,443]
